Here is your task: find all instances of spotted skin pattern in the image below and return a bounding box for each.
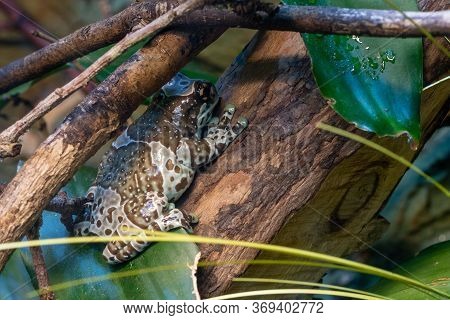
[74,73,247,264]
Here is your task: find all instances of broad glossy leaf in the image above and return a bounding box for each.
[284,0,423,141]
[0,250,38,299]
[371,241,450,299]
[21,167,200,299]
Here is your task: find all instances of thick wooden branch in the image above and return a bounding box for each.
[0,26,224,271]
[179,0,449,297]
[186,6,450,36]
[1,2,449,93]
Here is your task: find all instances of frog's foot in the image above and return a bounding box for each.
[187,212,199,226]
[156,207,196,234]
[207,104,247,154]
[73,221,91,237]
[103,232,149,264]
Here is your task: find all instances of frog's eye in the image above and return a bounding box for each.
[197,82,217,102]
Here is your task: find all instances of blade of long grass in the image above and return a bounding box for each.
[28,259,351,297]
[422,75,449,92]
[209,289,379,300]
[2,232,447,298]
[151,231,449,298]
[316,122,450,197]
[233,277,389,300]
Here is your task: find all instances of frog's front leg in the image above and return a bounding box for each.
[73,200,94,236]
[103,192,196,264]
[207,104,247,157]
[179,104,247,168]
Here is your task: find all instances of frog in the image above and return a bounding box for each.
[73,73,247,264]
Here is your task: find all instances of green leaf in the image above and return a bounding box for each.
[0,250,38,299]
[284,0,423,141]
[22,167,200,299]
[371,241,450,299]
[182,64,219,84]
[77,39,149,83]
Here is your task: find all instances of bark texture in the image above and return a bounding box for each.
[0,26,224,270]
[186,6,450,37]
[178,0,450,297]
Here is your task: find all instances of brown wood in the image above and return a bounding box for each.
[184,6,450,37]
[0,26,224,271]
[179,0,450,297]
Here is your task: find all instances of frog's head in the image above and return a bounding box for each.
[162,73,219,138]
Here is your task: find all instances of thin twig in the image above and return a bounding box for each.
[0,184,87,232]
[0,0,206,159]
[31,30,57,44]
[27,220,55,300]
[0,0,49,48]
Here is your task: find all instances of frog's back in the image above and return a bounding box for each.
[95,106,194,200]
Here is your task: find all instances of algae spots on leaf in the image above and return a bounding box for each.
[284,0,423,143]
[317,34,398,80]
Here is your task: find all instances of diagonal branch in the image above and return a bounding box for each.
[0,184,86,216]
[0,0,206,159]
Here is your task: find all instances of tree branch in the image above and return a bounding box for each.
[0,0,162,93]
[27,221,55,300]
[186,6,450,36]
[0,3,448,94]
[0,0,50,48]
[0,184,86,233]
[0,0,206,159]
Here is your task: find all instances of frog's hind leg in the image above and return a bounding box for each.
[103,231,149,264]
[103,207,196,264]
[73,221,91,237]
[102,191,167,264]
